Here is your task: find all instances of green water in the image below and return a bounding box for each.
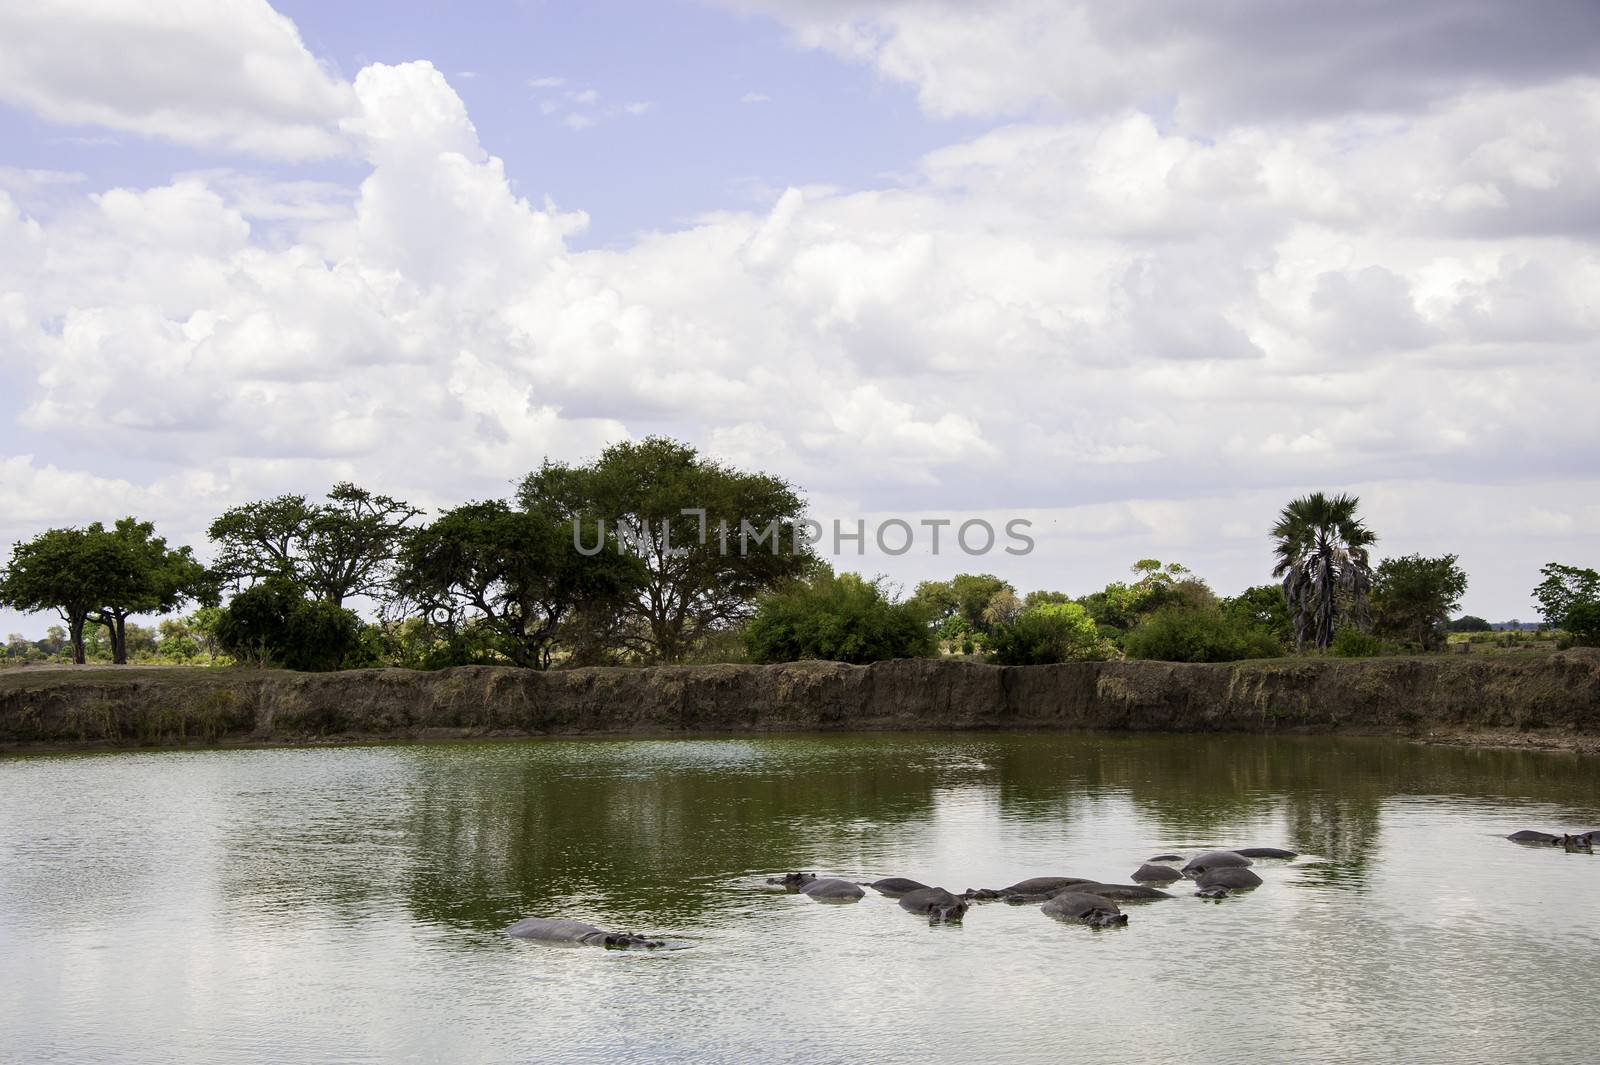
[2,733,1597,1064]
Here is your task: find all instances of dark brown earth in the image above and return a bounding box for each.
[2,649,1598,754]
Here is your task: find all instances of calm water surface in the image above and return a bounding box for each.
[2,733,1597,1064]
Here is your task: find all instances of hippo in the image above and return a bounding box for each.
[1041,892,1128,928]
[863,877,930,897]
[1147,854,1183,862]
[1131,863,1183,883]
[1068,883,1174,901]
[1230,847,1298,859]
[800,878,865,902]
[766,872,818,890]
[506,917,665,949]
[1182,851,1253,876]
[1195,885,1230,900]
[962,876,1090,902]
[1196,867,1263,890]
[897,887,968,923]
[1506,830,1561,844]
[1561,834,1594,854]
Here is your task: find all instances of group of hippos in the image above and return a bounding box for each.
[504,827,1599,950]
[1507,827,1599,852]
[504,845,1299,948]
[760,845,1298,930]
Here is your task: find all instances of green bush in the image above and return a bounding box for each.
[1563,601,1600,647]
[987,603,1108,665]
[1330,627,1383,658]
[743,572,935,665]
[215,578,363,671]
[1124,605,1284,663]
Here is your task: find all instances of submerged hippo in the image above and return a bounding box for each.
[1507,830,1561,844]
[801,878,865,902]
[1561,834,1595,853]
[962,876,1090,902]
[1147,854,1183,862]
[1041,892,1128,928]
[1182,851,1253,876]
[1068,882,1173,901]
[506,917,665,949]
[1230,847,1298,859]
[897,887,968,923]
[766,872,818,891]
[864,877,930,897]
[1131,863,1183,883]
[1196,867,1263,890]
[1195,885,1230,900]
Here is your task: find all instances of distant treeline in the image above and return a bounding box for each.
[3,441,1597,670]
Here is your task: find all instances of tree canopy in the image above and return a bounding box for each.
[208,482,421,606]
[519,437,813,662]
[1371,553,1468,652]
[1532,563,1600,630]
[395,498,641,669]
[1271,493,1376,651]
[0,519,211,664]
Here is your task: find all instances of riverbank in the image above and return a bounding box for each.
[3,650,1599,754]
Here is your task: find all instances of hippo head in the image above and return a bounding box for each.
[600,932,665,950]
[1085,910,1129,928]
[959,888,1002,901]
[928,900,969,924]
[1196,885,1229,900]
[1561,835,1594,853]
[766,872,818,890]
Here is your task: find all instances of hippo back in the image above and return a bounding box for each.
[506,917,603,943]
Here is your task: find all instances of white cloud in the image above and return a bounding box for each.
[527,76,566,89]
[723,0,1600,127]
[2,11,1599,622]
[0,0,354,159]
[741,92,772,105]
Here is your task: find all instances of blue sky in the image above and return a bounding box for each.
[2,0,1600,637]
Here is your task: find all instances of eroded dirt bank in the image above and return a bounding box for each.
[2,650,1598,754]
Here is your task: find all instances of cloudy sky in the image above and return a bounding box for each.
[2,0,1599,634]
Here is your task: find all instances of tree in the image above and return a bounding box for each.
[84,518,213,664]
[1448,615,1492,633]
[520,438,814,663]
[743,571,936,664]
[209,482,422,606]
[1271,493,1376,651]
[1563,601,1600,647]
[213,577,362,671]
[1221,585,1294,647]
[1532,563,1600,630]
[395,499,641,669]
[986,603,1109,665]
[1370,554,1468,652]
[1,526,125,663]
[1076,560,1212,645]
[910,574,1015,644]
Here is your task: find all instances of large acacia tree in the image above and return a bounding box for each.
[208,482,421,606]
[519,437,814,663]
[1271,492,1377,652]
[89,518,213,664]
[0,519,210,664]
[395,499,641,669]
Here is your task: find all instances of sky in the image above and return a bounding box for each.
[2,0,1599,636]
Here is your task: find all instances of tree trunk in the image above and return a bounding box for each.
[112,614,128,665]
[69,616,86,665]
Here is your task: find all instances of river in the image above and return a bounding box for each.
[2,733,1596,1064]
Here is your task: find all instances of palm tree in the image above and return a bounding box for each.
[1271,493,1376,651]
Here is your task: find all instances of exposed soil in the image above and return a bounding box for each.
[3,649,1598,754]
